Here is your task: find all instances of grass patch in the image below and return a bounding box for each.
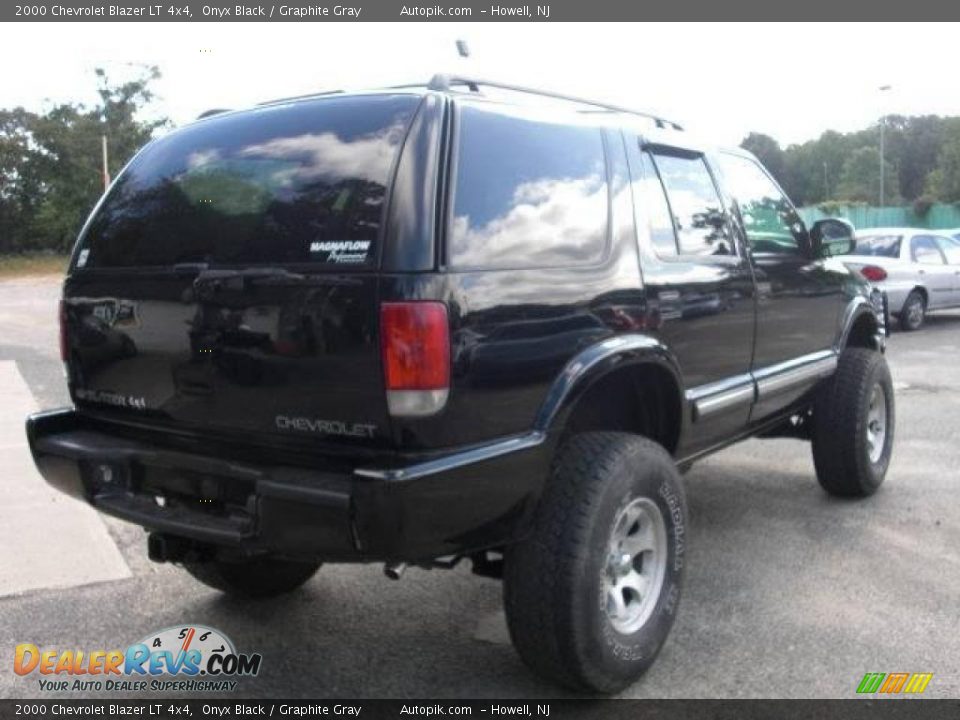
[0,253,69,279]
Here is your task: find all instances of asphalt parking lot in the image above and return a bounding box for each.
[1,274,958,699]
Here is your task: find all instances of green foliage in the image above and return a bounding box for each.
[740,132,786,185]
[925,119,960,203]
[0,66,168,253]
[837,146,900,204]
[743,115,960,208]
[912,195,935,217]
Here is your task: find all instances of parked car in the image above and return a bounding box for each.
[842,227,960,331]
[943,228,960,243]
[26,76,893,693]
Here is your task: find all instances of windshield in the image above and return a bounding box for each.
[76,94,420,270]
[849,235,902,258]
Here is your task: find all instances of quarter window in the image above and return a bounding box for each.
[449,105,609,270]
[652,152,734,257]
[717,152,804,256]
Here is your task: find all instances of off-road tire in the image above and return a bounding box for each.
[182,557,321,598]
[503,433,687,694]
[899,291,925,332]
[812,348,895,497]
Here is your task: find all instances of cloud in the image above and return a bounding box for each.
[450,174,608,269]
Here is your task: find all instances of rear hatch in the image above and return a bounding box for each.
[63,93,423,450]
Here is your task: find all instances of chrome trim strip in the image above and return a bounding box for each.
[355,431,546,482]
[754,351,837,400]
[695,385,756,418]
[686,373,755,421]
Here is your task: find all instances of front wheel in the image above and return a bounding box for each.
[182,556,321,598]
[812,348,895,497]
[503,433,687,693]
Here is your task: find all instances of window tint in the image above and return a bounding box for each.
[449,105,608,269]
[636,152,679,256]
[850,234,902,258]
[652,153,734,256]
[717,152,803,255]
[911,235,946,265]
[934,236,960,264]
[77,94,420,269]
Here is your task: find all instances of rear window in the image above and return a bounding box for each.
[76,94,420,269]
[448,105,609,270]
[850,235,902,258]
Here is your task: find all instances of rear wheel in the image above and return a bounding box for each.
[182,556,321,598]
[503,433,686,693]
[899,291,925,331]
[812,348,895,497]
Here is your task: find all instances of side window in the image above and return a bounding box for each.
[651,152,734,257]
[934,236,960,264]
[448,105,608,270]
[911,236,946,265]
[716,152,804,256]
[636,151,680,257]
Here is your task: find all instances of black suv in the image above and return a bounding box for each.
[26,76,894,693]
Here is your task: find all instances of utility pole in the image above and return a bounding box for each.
[878,85,891,207]
[823,161,829,200]
[101,135,110,191]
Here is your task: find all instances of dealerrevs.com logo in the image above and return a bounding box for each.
[14,625,262,693]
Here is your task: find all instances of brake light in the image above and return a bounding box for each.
[59,299,68,362]
[380,302,450,417]
[860,265,888,282]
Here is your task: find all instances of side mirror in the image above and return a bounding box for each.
[810,218,855,258]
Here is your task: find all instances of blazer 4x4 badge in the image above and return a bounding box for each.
[275,415,377,438]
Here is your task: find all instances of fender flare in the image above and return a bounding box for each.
[533,334,686,441]
[835,295,885,352]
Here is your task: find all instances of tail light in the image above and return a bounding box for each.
[58,299,68,362]
[380,302,450,417]
[859,265,888,282]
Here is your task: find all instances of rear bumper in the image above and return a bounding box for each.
[25,409,549,563]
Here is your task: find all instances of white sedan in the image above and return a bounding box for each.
[842,227,960,331]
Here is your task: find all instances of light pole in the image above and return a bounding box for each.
[878,84,892,207]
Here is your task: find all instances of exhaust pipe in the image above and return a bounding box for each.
[384,562,407,580]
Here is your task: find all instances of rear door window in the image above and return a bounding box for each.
[76,94,421,269]
[652,151,735,257]
[911,235,946,265]
[448,104,609,270]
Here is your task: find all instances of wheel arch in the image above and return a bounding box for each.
[534,335,685,455]
[836,296,885,352]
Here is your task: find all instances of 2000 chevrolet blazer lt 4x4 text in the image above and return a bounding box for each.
[26,76,894,693]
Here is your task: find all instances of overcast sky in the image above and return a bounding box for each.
[3,22,959,146]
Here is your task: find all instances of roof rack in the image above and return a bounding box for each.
[257,89,344,107]
[418,74,684,131]
[197,108,232,119]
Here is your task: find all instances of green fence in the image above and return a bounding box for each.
[798,204,960,231]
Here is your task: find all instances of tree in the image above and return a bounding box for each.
[0,65,167,253]
[0,108,42,252]
[925,119,960,202]
[836,146,900,205]
[740,132,786,185]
